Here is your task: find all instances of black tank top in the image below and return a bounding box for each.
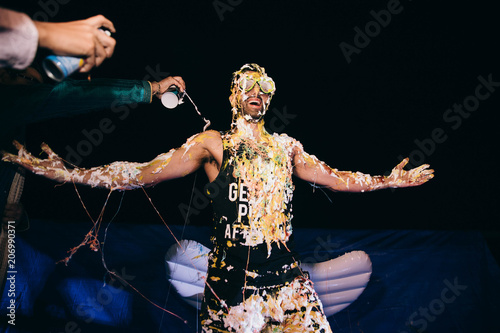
[204,131,301,286]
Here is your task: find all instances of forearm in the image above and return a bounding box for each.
[34,160,150,190]
[68,161,149,190]
[295,146,433,192]
[30,79,152,123]
[42,148,179,190]
[295,151,395,192]
[3,132,215,192]
[6,145,153,190]
[330,171,391,192]
[326,159,432,192]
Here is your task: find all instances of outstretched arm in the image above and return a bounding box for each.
[293,145,434,192]
[2,131,220,190]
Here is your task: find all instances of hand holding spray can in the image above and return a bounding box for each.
[42,29,111,82]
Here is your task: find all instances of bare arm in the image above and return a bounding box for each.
[293,145,434,192]
[1,131,221,190]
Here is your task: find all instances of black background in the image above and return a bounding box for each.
[3,0,499,256]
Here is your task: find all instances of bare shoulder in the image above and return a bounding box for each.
[200,129,222,140]
[183,130,223,159]
[195,130,222,147]
[184,130,221,145]
[193,130,223,176]
[271,132,305,154]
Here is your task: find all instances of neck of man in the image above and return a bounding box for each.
[231,115,268,142]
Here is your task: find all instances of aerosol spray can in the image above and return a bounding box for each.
[42,28,111,82]
[42,55,84,82]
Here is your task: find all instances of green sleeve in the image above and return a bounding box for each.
[31,78,152,122]
[0,78,152,150]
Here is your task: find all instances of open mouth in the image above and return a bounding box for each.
[247,98,262,107]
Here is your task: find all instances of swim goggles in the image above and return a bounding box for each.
[236,75,276,94]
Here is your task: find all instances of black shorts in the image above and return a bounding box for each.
[200,247,332,332]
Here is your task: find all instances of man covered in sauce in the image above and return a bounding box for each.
[2,63,434,332]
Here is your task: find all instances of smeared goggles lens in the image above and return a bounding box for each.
[238,75,275,94]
